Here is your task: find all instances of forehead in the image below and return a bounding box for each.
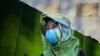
[47,20,55,23]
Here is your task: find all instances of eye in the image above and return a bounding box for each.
[52,24,57,28]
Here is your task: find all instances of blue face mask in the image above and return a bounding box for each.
[45,28,60,44]
[45,24,73,44]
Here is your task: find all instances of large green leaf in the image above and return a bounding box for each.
[74,30,100,56]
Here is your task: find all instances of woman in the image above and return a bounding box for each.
[40,14,86,56]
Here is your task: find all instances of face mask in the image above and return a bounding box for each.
[45,27,61,44]
[45,24,73,44]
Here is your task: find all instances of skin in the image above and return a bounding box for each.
[46,20,58,30]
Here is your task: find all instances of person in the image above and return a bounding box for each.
[40,14,86,56]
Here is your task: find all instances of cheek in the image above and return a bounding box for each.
[49,25,54,29]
